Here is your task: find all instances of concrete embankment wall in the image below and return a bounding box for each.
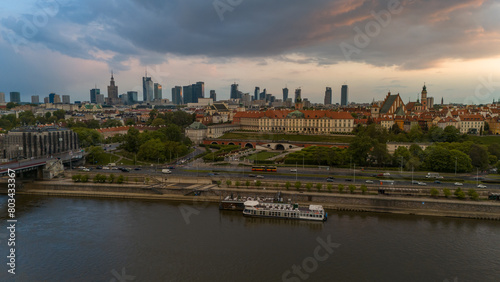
[4,181,500,220]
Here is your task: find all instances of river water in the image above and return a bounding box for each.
[1,195,499,282]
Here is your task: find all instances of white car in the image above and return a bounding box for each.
[477,184,487,188]
[365,180,374,184]
[82,168,90,172]
[103,166,110,170]
[256,175,264,178]
[454,182,463,186]
[162,169,172,174]
[290,168,297,172]
[383,172,390,176]
[417,182,427,186]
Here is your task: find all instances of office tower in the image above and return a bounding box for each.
[108,72,118,99]
[172,86,183,105]
[62,95,70,104]
[119,93,128,105]
[183,85,193,104]
[259,89,266,100]
[31,95,40,104]
[254,87,260,100]
[230,83,239,99]
[283,87,289,102]
[324,87,332,105]
[193,82,204,103]
[96,94,105,104]
[0,92,5,103]
[127,91,138,105]
[10,92,21,103]
[341,85,348,106]
[90,88,100,104]
[142,74,154,102]
[294,88,301,102]
[154,83,162,101]
[49,93,61,103]
[44,97,49,104]
[210,90,216,102]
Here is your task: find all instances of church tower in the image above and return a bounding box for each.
[421,84,427,110]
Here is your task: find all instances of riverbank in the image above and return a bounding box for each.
[3,180,500,220]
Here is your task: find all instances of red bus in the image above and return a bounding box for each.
[251,166,277,172]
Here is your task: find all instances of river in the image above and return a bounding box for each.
[1,195,499,281]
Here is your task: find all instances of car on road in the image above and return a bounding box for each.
[434,180,441,184]
[454,182,463,186]
[365,180,374,184]
[248,174,256,177]
[477,184,487,188]
[256,175,264,178]
[417,182,427,186]
[412,180,419,184]
[207,173,215,176]
[162,169,172,174]
[290,168,297,172]
[103,166,110,170]
[120,168,130,172]
[383,172,391,176]
[134,167,141,170]
[326,177,335,182]
[345,178,352,182]
[167,166,175,169]
[82,168,91,172]
[96,166,102,169]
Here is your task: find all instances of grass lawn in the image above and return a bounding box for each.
[469,135,500,145]
[219,132,354,143]
[245,151,281,161]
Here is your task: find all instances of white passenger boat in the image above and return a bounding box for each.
[242,201,327,221]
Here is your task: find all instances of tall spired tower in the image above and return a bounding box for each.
[421,84,428,110]
[107,71,118,100]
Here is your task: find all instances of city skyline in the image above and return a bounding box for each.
[0,1,499,104]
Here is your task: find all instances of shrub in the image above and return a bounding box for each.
[327,184,333,193]
[360,184,368,194]
[235,181,240,188]
[306,183,313,191]
[285,181,291,190]
[454,188,466,200]
[108,174,115,183]
[81,175,89,183]
[467,189,479,200]
[226,180,232,187]
[72,174,81,182]
[443,188,451,198]
[338,184,344,193]
[117,175,124,184]
[349,185,356,193]
[295,181,302,190]
[245,180,250,188]
[316,183,322,192]
[256,180,262,188]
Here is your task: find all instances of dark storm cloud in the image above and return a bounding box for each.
[1,0,499,70]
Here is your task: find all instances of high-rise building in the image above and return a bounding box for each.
[230,83,239,99]
[90,88,100,104]
[254,87,260,101]
[62,95,70,104]
[283,87,289,102]
[294,88,301,103]
[127,91,138,105]
[193,82,204,103]
[260,89,267,100]
[324,87,332,105]
[108,72,118,99]
[154,83,162,101]
[44,97,49,104]
[341,85,348,106]
[10,92,21,103]
[142,74,154,102]
[96,94,105,104]
[172,86,183,105]
[183,85,193,104]
[49,93,60,103]
[210,90,216,102]
[0,92,5,103]
[31,95,39,104]
[119,93,128,105]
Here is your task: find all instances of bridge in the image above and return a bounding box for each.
[203,139,349,150]
[0,151,84,180]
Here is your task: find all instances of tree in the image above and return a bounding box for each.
[235,181,240,188]
[117,175,124,184]
[316,183,322,192]
[408,125,423,142]
[430,188,439,197]
[138,138,165,161]
[443,126,460,142]
[469,144,489,170]
[256,180,262,188]
[245,180,251,188]
[349,184,356,193]
[393,147,411,167]
[306,183,313,191]
[484,122,491,135]
[86,146,106,165]
[454,188,466,200]
[370,142,390,166]
[123,127,141,153]
[348,136,374,166]
[72,175,81,182]
[108,174,115,183]
[6,102,19,109]
[73,128,104,148]
[226,180,232,187]
[81,175,89,183]
[295,181,302,190]
[467,189,479,200]
[488,143,500,159]
[102,119,123,128]
[443,188,451,198]
[360,184,368,194]
[285,181,291,190]
[151,118,166,127]
[52,109,66,120]
[338,184,344,193]
[327,184,333,193]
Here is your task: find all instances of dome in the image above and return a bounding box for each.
[287,110,305,118]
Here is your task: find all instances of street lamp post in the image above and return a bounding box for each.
[455,157,457,176]
[411,166,414,186]
[400,156,403,173]
[353,163,356,183]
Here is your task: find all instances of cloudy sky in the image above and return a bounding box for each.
[1,0,500,104]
